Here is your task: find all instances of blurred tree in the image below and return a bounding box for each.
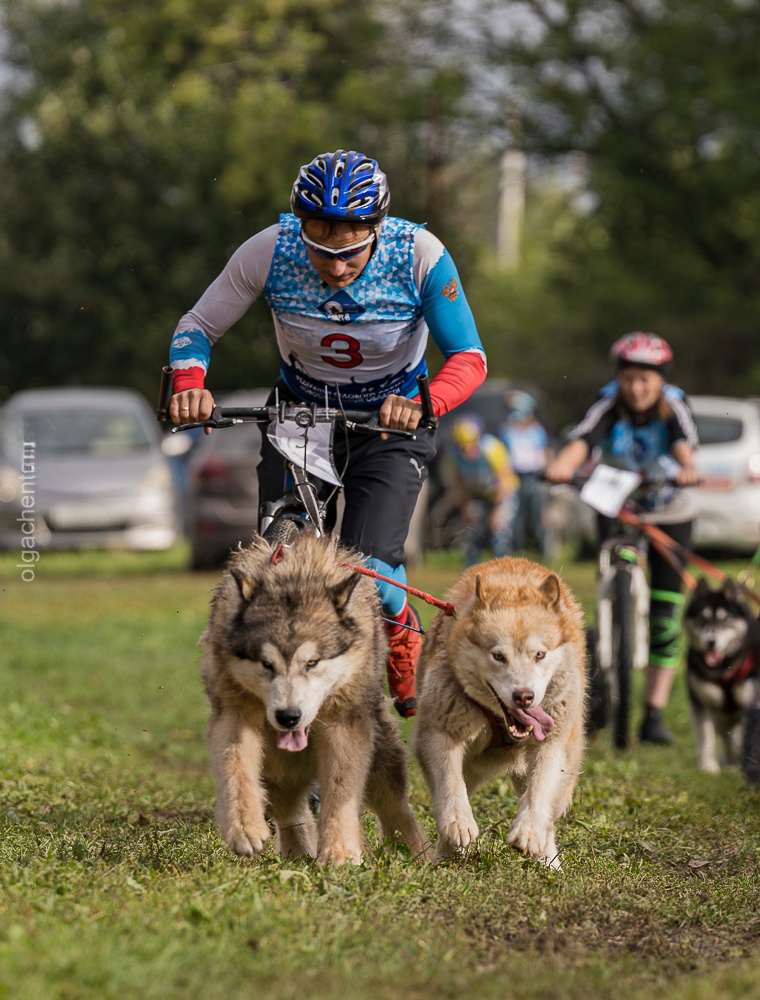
[0,0,468,402]
[464,0,760,413]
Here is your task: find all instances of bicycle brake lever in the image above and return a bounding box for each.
[172,419,237,432]
[171,406,237,433]
[345,420,416,440]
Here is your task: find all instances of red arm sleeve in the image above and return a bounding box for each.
[171,366,206,393]
[417,352,487,418]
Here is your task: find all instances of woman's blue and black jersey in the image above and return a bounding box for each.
[569,380,699,517]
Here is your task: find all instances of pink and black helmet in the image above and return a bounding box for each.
[610,332,673,374]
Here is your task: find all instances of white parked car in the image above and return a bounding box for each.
[690,395,760,552]
[0,387,181,551]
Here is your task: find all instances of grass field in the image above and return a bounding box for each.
[2,545,760,1000]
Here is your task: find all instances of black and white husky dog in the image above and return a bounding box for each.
[684,578,760,774]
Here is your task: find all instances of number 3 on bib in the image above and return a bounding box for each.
[321,333,363,369]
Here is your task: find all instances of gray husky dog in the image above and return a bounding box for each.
[201,532,428,866]
[684,577,760,773]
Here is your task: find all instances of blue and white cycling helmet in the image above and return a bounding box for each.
[291,150,390,225]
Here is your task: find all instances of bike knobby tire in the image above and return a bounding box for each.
[262,515,309,547]
[612,566,635,749]
[585,626,610,737]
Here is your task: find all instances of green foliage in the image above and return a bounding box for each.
[468,0,760,415]
[0,0,456,403]
[2,551,760,998]
[3,0,759,425]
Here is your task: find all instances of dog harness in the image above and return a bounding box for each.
[467,696,522,751]
[713,650,757,688]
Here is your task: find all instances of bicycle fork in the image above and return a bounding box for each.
[597,546,650,674]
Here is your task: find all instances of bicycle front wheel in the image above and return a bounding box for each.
[611,566,635,749]
[263,514,309,547]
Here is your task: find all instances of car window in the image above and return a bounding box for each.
[20,407,154,456]
[693,413,745,446]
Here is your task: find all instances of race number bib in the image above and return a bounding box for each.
[267,419,343,487]
[580,464,641,517]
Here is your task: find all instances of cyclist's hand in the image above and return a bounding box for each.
[379,394,423,433]
[676,464,700,487]
[170,389,216,434]
[545,458,577,484]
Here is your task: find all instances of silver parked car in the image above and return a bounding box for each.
[0,387,181,551]
[185,390,267,570]
[690,395,760,552]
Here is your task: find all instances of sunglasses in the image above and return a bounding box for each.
[300,229,376,261]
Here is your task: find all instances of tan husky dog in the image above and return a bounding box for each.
[415,557,586,869]
[201,533,427,866]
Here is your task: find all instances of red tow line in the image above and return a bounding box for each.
[342,562,456,616]
[617,508,760,608]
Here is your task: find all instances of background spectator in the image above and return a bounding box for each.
[500,390,553,556]
[447,415,519,568]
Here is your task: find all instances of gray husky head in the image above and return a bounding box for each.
[210,535,380,751]
[685,577,753,668]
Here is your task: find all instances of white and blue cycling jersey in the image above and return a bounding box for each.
[170,214,485,409]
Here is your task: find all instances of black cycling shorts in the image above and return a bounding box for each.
[256,382,437,567]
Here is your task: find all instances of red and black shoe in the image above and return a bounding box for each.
[386,604,422,719]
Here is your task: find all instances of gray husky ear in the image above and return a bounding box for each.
[722,578,739,602]
[540,573,562,610]
[331,572,362,611]
[231,568,260,604]
[694,577,711,599]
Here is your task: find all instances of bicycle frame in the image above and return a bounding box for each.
[596,523,651,675]
[156,367,437,545]
[259,462,326,539]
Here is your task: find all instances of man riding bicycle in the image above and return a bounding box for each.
[167,149,488,718]
[546,332,700,744]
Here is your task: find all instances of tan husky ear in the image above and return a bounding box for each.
[540,573,562,609]
[331,572,362,611]
[231,569,260,604]
[474,574,496,608]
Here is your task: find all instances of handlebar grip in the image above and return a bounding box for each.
[157,366,174,422]
[416,373,438,430]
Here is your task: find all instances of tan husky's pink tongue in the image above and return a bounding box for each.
[511,705,556,742]
[277,728,308,752]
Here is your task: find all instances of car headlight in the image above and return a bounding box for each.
[138,463,173,497]
[0,465,21,505]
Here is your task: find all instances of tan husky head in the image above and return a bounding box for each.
[452,566,578,742]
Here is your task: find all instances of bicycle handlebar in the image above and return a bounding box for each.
[542,471,691,491]
[156,367,437,441]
